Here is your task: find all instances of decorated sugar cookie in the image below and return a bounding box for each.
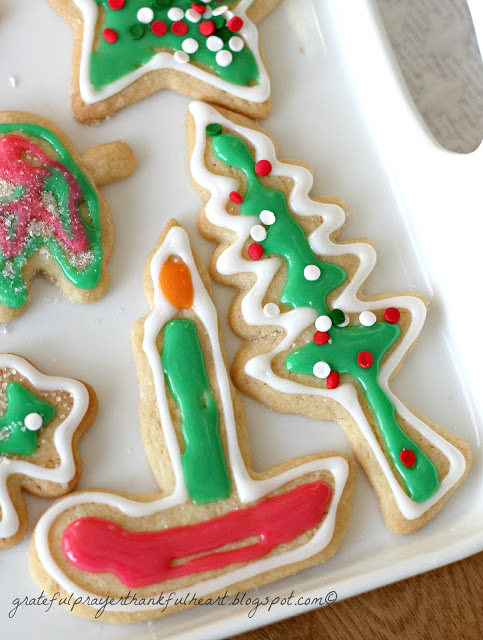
[30,221,353,623]
[186,101,473,535]
[48,0,277,123]
[0,111,136,322]
[0,355,97,549]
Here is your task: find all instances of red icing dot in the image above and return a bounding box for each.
[152,21,167,36]
[191,3,206,13]
[102,28,118,43]
[108,0,125,8]
[172,21,188,36]
[357,351,373,368]
[326,371,340,389]
[313,331,329,345]
[255,160,272,176]
[229,191,244,204]
[400,449,416,467]
[199,20,216,36]
[248,243,263,260]
[228,16,244,32]
[384,307,400,323]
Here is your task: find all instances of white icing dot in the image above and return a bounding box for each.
[24,412,43,431]
[359,310,377,326]
[250,225,267,242]
[263,303,280,318]
[174,50,190,64]
[315,315,332,332]
[260,209,275,225]
[304,265,320,281]
[229,35,244,52]
[313,361,331,379]
[338,313,350,327]
[182,38,199,54]
[137,7,154,23]
[206,36,224,52]
[186,8,202,23]
[213,4,228,16]
[216,49,233,67]
[167,7,184,21]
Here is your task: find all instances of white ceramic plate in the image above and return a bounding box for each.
[0,1,482,638]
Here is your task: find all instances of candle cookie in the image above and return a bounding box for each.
[0,111,136,322]
[186,101,473,535]
[48,0,278,123]
[0,355,97,549]
[29,221,353,623]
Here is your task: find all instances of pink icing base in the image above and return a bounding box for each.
[0,134,88,258]
[62,481,332,588]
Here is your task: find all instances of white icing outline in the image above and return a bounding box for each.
[188,100,467,521]
[0,355,90,540]
[73,0,270,105]
[34,226,349,614]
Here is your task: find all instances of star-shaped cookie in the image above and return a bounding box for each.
[48,0,279,122]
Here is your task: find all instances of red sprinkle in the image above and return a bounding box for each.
[191,3,206,13]
[172,21,188,36]
[255,160,272,176]
[152,21,167,36]
[228,16,244,32]
[400,449,416,467]
[248,243,263,260]
[102,28,118,43]
[199,20,216,36]
[229,191,244,204]
[326,371,340,389]
[108,0,125,8]
[313,331,329,345]
[384,307,400,324]
[357,351,373,368]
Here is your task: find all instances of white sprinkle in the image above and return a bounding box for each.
[259,209,275,225]
[216,49,233,67]
[186,8,201,23]
[167,7,184,21]
[338,313,350,327]
[137,7,154,23]
[263,303,280,318]
[206,36,224,52]
[359,310,377,326]
[201,0,211,3]
[304,265,320,281]
[229,36,244,52]
[174,50,190,64]
[182,38,199,54]
[315,315,332,332]
[250,225,267,242]
[313,361,331,379]
[8,75,17,88]
[213,4,228,16]
[24,413,43,431]
[203,6,213,18]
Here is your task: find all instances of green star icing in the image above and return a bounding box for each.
[0,381,56,456]
[209,126,441,503]
[91,1,259,90]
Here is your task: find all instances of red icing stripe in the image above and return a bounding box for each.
[62,481,331,587]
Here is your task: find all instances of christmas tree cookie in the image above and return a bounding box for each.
[48,0,277,123]
[30,221,353,623]
[186,101,473,535]
[0,354,97,549]
[0,111,136,322]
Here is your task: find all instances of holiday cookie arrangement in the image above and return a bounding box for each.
[0,0,476,630]
[49,0,277,123]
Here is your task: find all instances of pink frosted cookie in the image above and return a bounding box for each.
[48,0,278,123]
[186,101,473,535]
[29,220,353,623]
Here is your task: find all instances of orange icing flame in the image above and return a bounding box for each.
[159,260,194,309]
